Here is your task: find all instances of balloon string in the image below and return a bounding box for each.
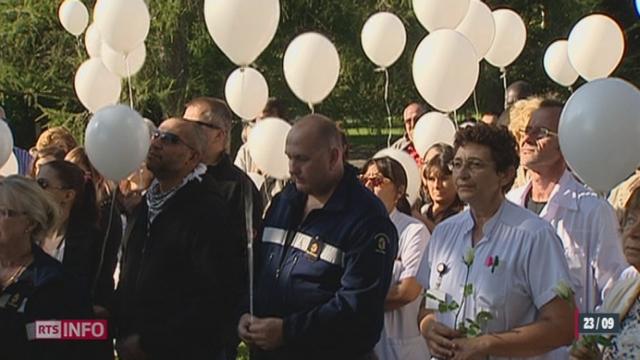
[453,109,459,131]
[75,36,83,59]
[308,103,315,114]
[92,188,117,300]
[243,179,255,317]
[376,67,392,147]
[126,56,134,108]
[500,67,508,109]
[472,89,480,120]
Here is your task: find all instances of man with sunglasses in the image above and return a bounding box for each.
[507,99,630,316]
[115,117,241,360]
[238,115,398,360]
[183,97,262,360]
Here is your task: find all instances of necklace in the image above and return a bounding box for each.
[0,257,30,290]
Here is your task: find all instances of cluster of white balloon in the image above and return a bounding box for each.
[361,0,527,162]
[203,0,343,181]
[546,15,640,193]
[60,0,150,113]
[544,14,625,88]
[58,0,152,182]
[360,0,525,201]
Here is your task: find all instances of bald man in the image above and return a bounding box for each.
[238,115,398,360]
[115,118,241,360]
[392,102,428,164]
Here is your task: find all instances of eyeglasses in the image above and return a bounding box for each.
[448,159,492,173]
[360,175,390,187]
[0,207,26,218]
[519,126,558,140]
[152,130,195,150]
[36,178,68,191]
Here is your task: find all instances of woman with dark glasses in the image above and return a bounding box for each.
[0,176,93,360]
[35,160,115,358]
[361,156,430,360]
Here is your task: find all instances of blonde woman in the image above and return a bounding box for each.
[0,176,93,359]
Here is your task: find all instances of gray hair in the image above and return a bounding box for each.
[0,176,62,244]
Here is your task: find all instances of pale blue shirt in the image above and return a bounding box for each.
[416,200,572,360]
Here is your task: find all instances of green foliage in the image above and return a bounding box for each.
[1,0,639,148]
[463,283,474,297]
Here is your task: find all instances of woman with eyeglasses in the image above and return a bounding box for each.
[571,186,640,359]
[415,144,464,233]
[0,176,93,360]
[361,156,431,360]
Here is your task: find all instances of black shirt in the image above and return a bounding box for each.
[0,246,94,360]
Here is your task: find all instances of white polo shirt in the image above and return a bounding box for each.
[507,170,630,312]
[416,200,572,360]
[375,210,430,360]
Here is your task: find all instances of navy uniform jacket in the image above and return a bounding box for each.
[254,165,398,359]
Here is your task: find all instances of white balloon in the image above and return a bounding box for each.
[84,23,102,58]
[374,148,421,205]
[283,32,341,105]
[0,153,18,177]
[567,14,625,81]
[59,0,89,36]
[412,0,470,32]
[559,78,640,192]
[0,121,14,168]
[544,40,579,87]
[225,67,269,120]
[85,104,150,181]
[93,0,106,22]
[412,30,479,112]
[74,58,122,113]
[101,42,146,77]
[247,172,265,190]
[204,0,280,66]
[247,118,291,180]
[361,12,407,68]
[95,0,150,54]
[456,0,495,60]
[412,112,457,159]
[485,9,527,68]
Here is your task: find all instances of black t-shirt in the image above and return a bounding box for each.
[525,190,547,215]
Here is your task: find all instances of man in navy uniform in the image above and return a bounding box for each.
[238,114,398,359]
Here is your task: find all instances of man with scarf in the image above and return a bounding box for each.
[114,117,241,360]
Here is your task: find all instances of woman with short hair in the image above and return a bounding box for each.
[0,176,93,359]
[416,144,463,232]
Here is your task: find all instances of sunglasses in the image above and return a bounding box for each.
[36,178,68,191]
[152,130,195,150]
[360,175,390,188]
[519,126,558,140]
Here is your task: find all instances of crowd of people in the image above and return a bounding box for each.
[0,83,639,360]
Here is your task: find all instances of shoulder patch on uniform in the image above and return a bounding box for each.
[374,233,389,254]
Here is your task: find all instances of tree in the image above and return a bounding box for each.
[1,0,637,149]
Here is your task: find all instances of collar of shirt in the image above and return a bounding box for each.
[510,169,579,213]
[460,200,526,245]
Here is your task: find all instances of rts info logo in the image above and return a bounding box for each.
[27,320,108,340]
